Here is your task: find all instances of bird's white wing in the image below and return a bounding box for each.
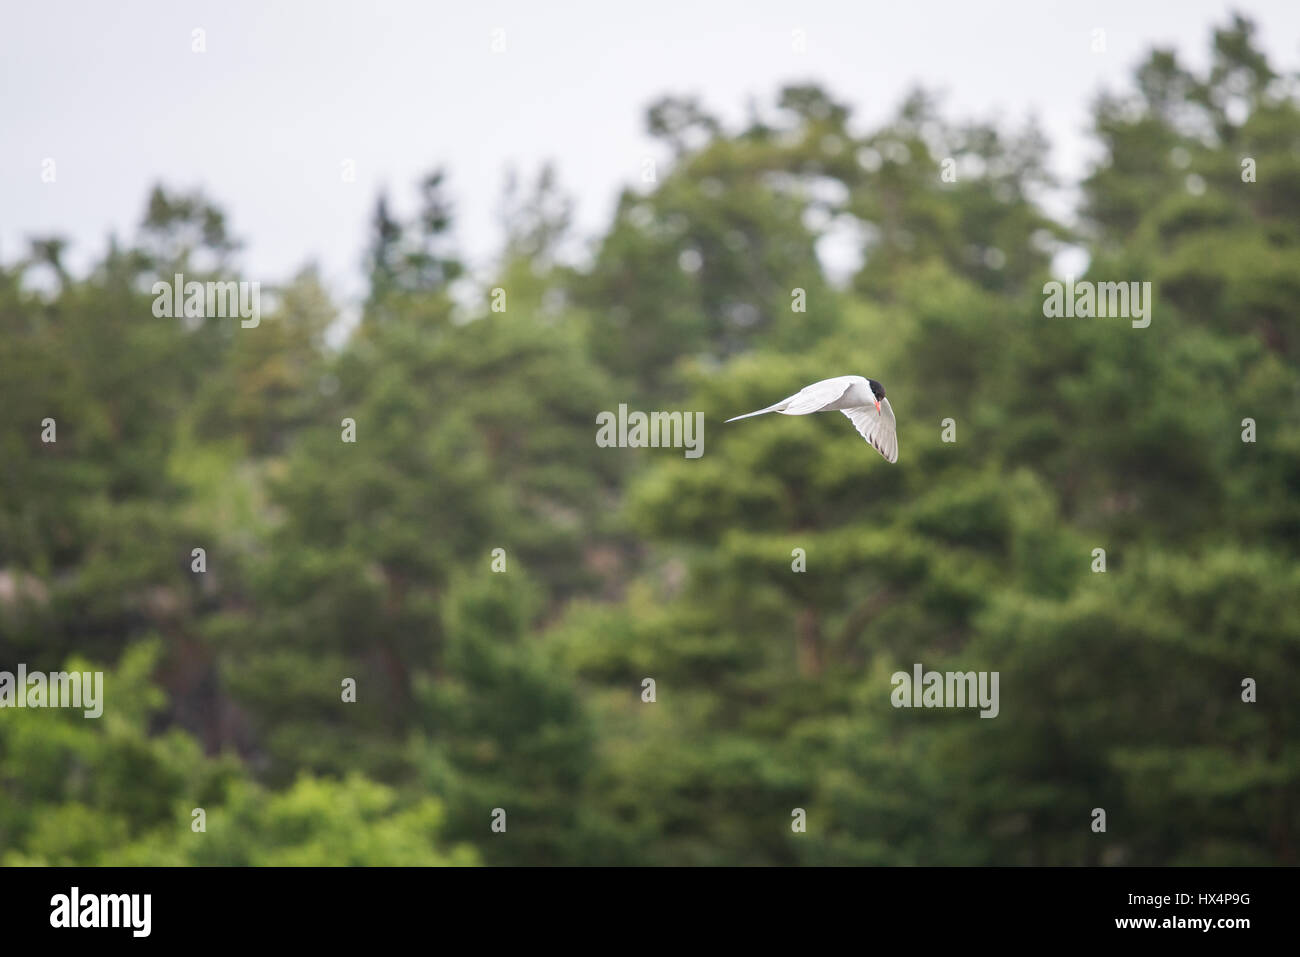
[776,376,859,415]
[842,396,898,463]
[725,376,860,422]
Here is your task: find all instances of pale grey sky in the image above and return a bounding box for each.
[3,0,1298,305]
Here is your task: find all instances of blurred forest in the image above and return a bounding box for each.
[1,15,1297,865]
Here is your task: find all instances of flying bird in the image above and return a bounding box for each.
[725,375,898,463]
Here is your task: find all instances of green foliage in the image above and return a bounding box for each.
[0,15,1295,865]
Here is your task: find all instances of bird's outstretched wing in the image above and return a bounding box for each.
[779,376,859,414]
[724,376,858,421]
[842,397,898,463]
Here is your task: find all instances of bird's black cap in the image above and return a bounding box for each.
[867,379,886,400]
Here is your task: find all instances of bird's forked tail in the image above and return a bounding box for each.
[724,403,783,423]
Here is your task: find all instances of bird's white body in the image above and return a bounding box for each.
[725,375,899,463]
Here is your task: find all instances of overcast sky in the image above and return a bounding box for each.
[4,0,1298,305]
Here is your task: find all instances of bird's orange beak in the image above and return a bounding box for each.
[874,399,882,413]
